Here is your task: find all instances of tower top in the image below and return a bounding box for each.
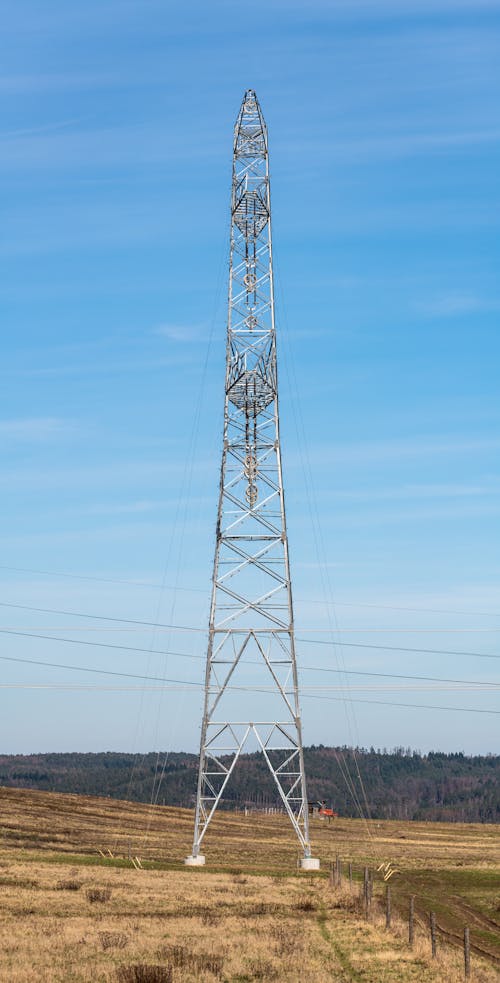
[241,88,261,111]
[234,89,267,154]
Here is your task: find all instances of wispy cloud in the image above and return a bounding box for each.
[0,117,90,140]
[267,0,500,11]
[3,354,196,379]
[281,128,500,169]
[0,74,119,96]
[83,500,175,516]
[0,456,216,491]
[153,324,203,343]
[0,418,74,441]
[334,127,500,160]
[330,481,500,503]
[290,435,500,469]
[419,293,500,317]
[0,122,222,174]
[327,499,500,527]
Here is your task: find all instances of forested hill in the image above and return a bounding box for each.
[0,747,497,823]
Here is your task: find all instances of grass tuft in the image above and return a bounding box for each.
[116,966,172,983]
[294,895,318,912]
[85,886,111,903]
[156,943,225,977]
[99,931,129,950]
[246,956,279,980]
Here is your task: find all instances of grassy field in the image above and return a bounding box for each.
[0,786,498,982]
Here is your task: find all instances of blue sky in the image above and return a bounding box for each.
[1,0,499,758]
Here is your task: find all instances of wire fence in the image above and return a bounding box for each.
[324,855,496,981]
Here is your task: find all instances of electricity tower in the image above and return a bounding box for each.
[185,90,318,870]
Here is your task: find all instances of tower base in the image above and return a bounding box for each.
[184,854,205,867]
[300,857,320,871]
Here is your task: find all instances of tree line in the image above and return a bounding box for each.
[0,746,497,823]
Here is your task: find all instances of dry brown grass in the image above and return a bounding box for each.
[0,786,498,981]
[0,859,496,982]
[0,784,498,872]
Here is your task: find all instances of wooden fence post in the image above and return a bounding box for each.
[329,860,334,889]
[348,862,352,892]
[409,895,415,946]
[385,884,391,929]
[363,867,370,919]
[430,911,437,958]
[464,926,471,979]
[337,856,342,888]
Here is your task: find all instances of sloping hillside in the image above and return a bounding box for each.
[0,747,498,822]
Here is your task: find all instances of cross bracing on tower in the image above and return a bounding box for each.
[186,90,319,869]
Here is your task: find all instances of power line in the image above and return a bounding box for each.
[1,682,495,693]
[0,681,500,716]
[303,694,500,715]
[1,627,496,638]
[0,652,200,687]
[301,664,500,688]
[1,646,498,693]
[0,628,500,685]
[298,637,500,661]
[307,597,500,619]
[1,566,498,619]
[0,600,196,629]
[0,604,499,634]
[0,682,492,694]
[0,628,189,659]
[0,683,192,691]
[0,565,205,594]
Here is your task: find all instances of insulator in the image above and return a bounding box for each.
[246,483,258,507]
[244,453,257,480]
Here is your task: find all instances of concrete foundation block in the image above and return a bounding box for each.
[300,857,320,871]
[184,855,206,866]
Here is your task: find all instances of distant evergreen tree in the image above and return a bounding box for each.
[0,748,498,823]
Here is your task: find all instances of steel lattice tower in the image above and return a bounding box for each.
[185,91,318,869]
